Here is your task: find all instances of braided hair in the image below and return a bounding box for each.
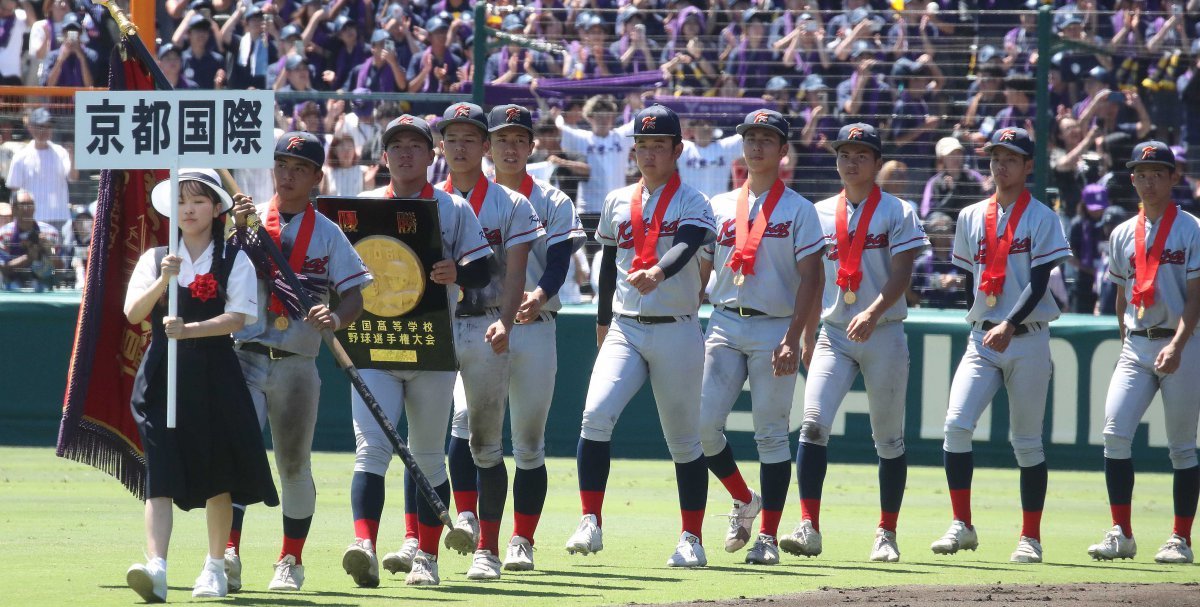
[179,180,230,300]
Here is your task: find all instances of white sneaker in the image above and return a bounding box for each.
[503,536,535,571]
[126,559,167,603]
[268,554,305,591]
[1154,534,1194,564]
[930,520,979,555]
[666,531,707,567]
[724,490,763,553]
[382,537,420,574]
[870,528,901,562]
[1010,536,1043,563]
[466,549,502,580]
[223,547,241,593]
[192,557,228,598]
[444,511,480,555]
[342,539,380,588]
[405,551,440,586]
[566,514,604,555]
[745,534,780,565]
[1088,525,1137,560]
[779,519,823,557]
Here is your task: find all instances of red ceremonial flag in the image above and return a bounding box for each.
[56,40,168,498]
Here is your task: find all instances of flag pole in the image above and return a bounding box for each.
[166,160,179,428]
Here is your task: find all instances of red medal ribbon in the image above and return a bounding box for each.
[727,179,785,276]
[630,173,682,271]
[834,185,882,294]
[387,182,435,199]
[1131,203,1178,311]
[443,173,490,216]
[265,197,316,317]
[978,189,1032,298]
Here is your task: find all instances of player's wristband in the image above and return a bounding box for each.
[330,311,342,331]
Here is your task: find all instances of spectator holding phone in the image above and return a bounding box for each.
[41,13,95,86]
[348,29,407,92]
[407,15,461,92]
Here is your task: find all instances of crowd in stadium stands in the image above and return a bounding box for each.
[0,0,1197,312]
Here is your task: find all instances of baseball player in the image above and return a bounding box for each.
[781,123,929,563]
[565,104,717,567]
[436,102,545,581]
[225,132,373,593]
[1088,141,1200,564]
[931,127,1071,564]
[341,114,492,588]
[698,109,825,565]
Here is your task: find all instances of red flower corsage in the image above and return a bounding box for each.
[189,273,219,302]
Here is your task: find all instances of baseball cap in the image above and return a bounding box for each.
[61,12,82,32]
[150,169,234,216]
[29,107,52,127]
[848,40,873,60]
[831,122,882,153]
[244,3,264,19]
[331,15,354,33]
[977,44,999,64]
[735,109,789,139]
[284,54,307,71]
[425,16,450,32]
[438,102,488,134]
[187,14,210,29]
[630,104,682,138]
[935,136,964,157]
[487,104,534,135]
[280,24,302,40]
[383,114,434,147]
[982,127,1034,157]
[765,76,790,92]
[157,42,182,60]
[370,29,392,44]
[1082,183,1109,212]
[799,73,827,92]
[502,13,524,32]
[1126,140,1176,169]
[274,131,325,169]
[1102,204,1128,227]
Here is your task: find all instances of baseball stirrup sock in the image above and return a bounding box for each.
[448,436,478,515]
[476,462,509,554]
[759,460,790,537]
[351,471,385,546]
[513,465,548,543]
[944,450,974,526]
[796,442,827,531]
[417,481,452,556]
[707,444,753,504]
[578,438,611,526]
[281,515,312,563]
[1105,457,1135,537]
[228,504,247,552]
[1174,466,1199,545]
[1019,463,1047,540]
[676,456,708,541]
[879,454,906,532]
[403,471,418,540]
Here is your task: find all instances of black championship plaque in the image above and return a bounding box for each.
[316,196,457,371]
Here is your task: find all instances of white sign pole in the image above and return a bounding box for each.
[166,160,180,429]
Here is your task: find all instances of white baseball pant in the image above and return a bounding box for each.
[450,313,511,469]
[351,368,457,485]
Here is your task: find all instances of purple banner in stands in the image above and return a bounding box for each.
[465,71,665,104]
[647,96,770,125]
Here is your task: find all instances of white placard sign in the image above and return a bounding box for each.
[73,90,275,170]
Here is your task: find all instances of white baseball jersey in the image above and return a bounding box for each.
[677,135,743,199]
[435,178,545,314]
[557,118,635,213]
[951,195,1072,324]
[1107,208,1200,332]
[813,190,929,325]
[596,178,716,317]
[703,186,826,317]
[127,244,259,323]
[234,203,373,357]
[523,178,587,312]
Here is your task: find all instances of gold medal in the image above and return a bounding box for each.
[733,273,745,287]
[844,291,857,305]
[1137,306,1145,320]
[986,294,997,307]
[274,315,290,331]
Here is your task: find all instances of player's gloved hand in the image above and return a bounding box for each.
[982,320,1015,353]
[772,339,800,377]
[846,309,879,342]
[595,323,609,348]
[430,259,457,285]
[627,266,665,295]
[1155,340,1182,374]
[305,304,336,330]
[485,320,510,354]
[515,288,547,324]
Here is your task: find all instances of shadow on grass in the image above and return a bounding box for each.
[782,563,925,575]
[99,585,448,605]
[419,585,598,598]
[698,565,831,577]
[535,566,682,583]
[1042,561,1186,572]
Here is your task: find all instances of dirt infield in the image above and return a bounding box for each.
[666,583,1200,607]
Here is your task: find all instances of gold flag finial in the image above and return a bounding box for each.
[95,0,139,38]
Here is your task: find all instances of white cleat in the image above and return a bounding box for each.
[724,490,763,553]
[126,559,167,603]
[382,537,420,574]
[779,519,823,557]
[931,520,979,555]
[1010,536,1043,563]
[444,511,480,555]
[405,551,440,586]
[268,554,305,591]
[223,547,241,593]
[192,557,228,598]
[566,514,604,555]
[666,531,707,567]
[869,528,901,562]
[1088,525,1137,561]
[342,539,380,588]
[466,549,502,580]
[503,536,535,571]
[1154,534,1193,564]
[745,534,780,565]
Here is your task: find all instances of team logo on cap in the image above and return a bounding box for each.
[998,129,1017,142]
[1141,146,1157,160]
[453,104,472,118]
[753,112,770,124]
[506,107,523,122]
[399,115,414,125]
[641,116,657,132]
[848,126,864,140]
[286,136,306,151]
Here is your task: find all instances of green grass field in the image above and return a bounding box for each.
[1,446,1194,606]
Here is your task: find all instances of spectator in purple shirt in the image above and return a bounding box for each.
[660,6,718,94]
[793,73,842,200]
[323,15,369,90]
[835,41,892,125]
[920,136,987,218]
[564,12,620,78]
[1067,183,1108,314]
[407,16,461,92]
[725,8,778,98]
[347,29,407,92]
[41,14,94,86]
[157,42,197,89]
[611,6,658,73]
[180,15,225,89]
[888,56,944,183]
[987,73,1035,135]
[777,11,831,77]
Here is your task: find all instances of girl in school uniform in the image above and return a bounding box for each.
[123,169,278,602]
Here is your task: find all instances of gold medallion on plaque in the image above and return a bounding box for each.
[356,235,425,317]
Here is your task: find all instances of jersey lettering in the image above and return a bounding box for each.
[716,218,793,246]
[301,255,329,275]
[616,218,681,249]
